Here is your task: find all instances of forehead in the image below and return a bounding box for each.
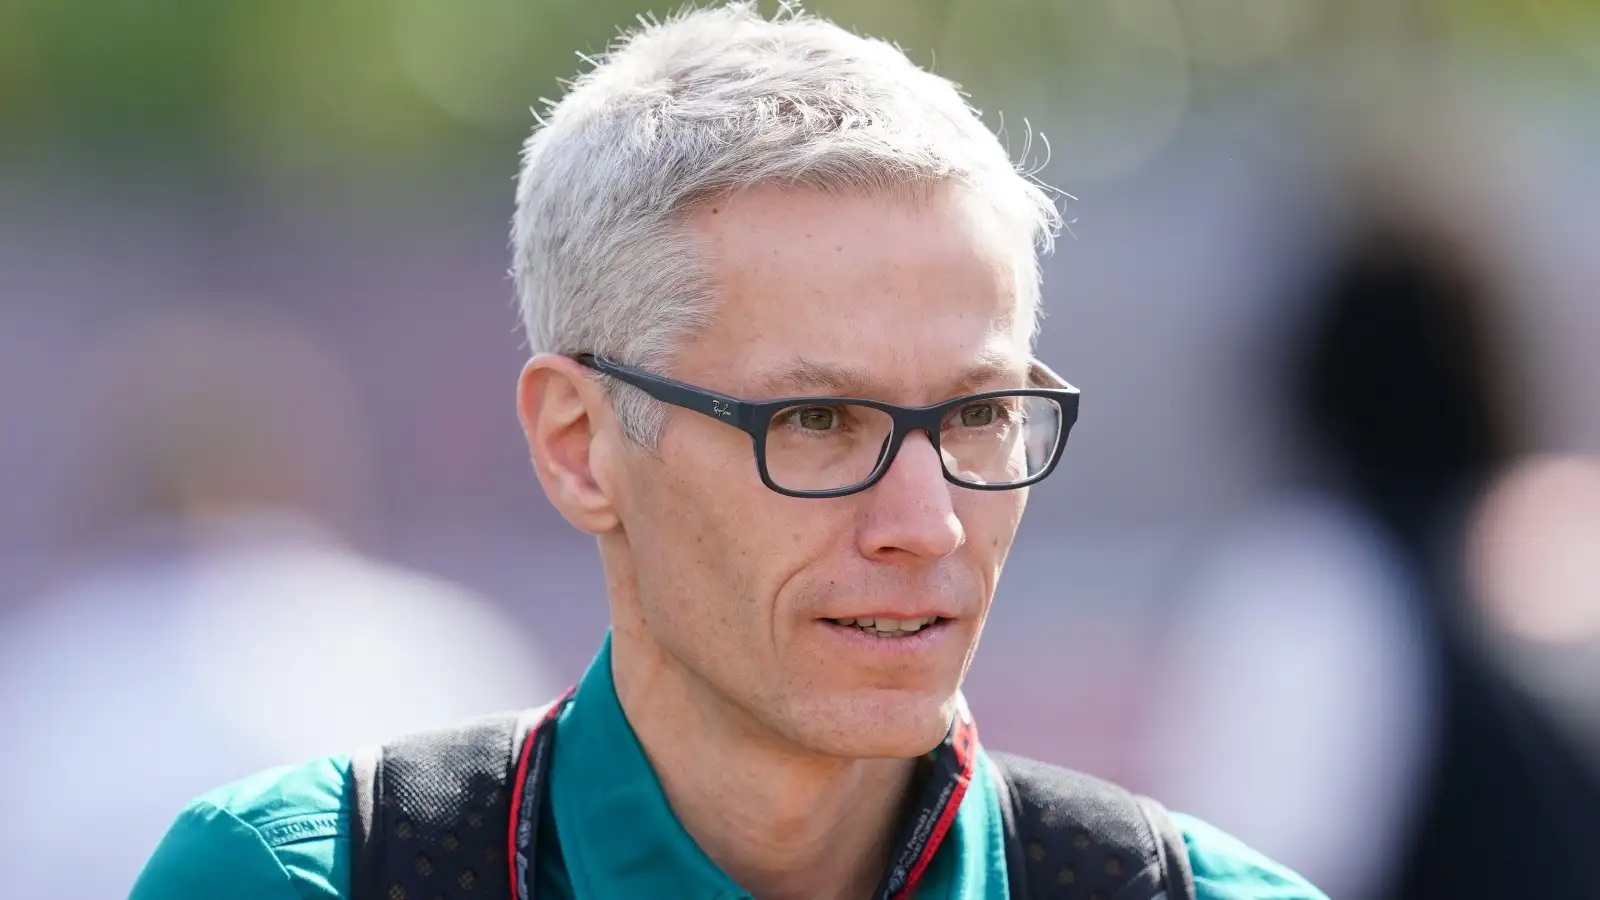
[679,184,1033,398]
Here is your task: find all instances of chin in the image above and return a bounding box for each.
[785,688,957,759]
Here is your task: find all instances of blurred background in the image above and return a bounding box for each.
[3,0,1599,897]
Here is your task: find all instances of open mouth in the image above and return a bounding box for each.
[825,616,946,639]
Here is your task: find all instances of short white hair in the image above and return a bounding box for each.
[512,1,1061,447]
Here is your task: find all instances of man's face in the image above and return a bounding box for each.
[613,184,1033,758]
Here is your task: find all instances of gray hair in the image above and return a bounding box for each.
[512,1,1061,447]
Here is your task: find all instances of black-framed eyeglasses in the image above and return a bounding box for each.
[576,353,1080,499]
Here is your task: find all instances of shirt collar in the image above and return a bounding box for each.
[546,633,1009,900]
[548,635,745,898]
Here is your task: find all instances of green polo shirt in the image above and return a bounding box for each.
[130,639,1326,900]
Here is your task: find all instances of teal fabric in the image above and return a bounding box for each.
[129,754,348,900]
[1175,814,1330,900]
[130,640,1328,900]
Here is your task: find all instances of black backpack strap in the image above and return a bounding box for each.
[348,707,547,900]
[349,741,382,897]
[990,752,1195,900]
[1136,794,1196,900]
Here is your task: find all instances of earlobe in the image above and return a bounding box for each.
[517,355,621,534]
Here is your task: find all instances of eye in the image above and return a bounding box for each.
[959,402,998,427]
[789,406,839,431]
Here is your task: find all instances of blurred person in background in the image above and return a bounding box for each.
[128,5,1324,900]
[0,311,555,900]
[1313,198,1600,900]
[1142,153,1600,898]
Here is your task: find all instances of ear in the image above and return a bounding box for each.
[517,354,622,534]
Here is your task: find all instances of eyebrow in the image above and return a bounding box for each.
[746,349,1029,400]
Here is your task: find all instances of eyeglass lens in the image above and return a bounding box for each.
[762,395,1063,493]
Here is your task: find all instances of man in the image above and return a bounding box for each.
[131,5,1326,899]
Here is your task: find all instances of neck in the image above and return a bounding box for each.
[610,619,916,900]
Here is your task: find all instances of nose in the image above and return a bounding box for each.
[857,430,965,562]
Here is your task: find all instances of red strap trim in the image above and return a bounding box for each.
[505,692,573,898]
[894,704,979,898]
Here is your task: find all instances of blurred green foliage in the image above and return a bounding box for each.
[2,0,1594,163]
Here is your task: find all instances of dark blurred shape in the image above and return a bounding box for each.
[73,310,374,544]
[1294,209,1519,547]
[1290,199,1600,900]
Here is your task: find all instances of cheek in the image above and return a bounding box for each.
[960,492,1026,565]
[624,447,788,626]
[629,467,729,598]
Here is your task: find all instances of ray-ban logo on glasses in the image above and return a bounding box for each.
[711,400,732,418]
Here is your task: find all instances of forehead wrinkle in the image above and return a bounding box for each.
[744,345,1029,402]
[949,343,1030,394]
[746,356,878,397]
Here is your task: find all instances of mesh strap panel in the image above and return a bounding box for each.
[351,711,534,900]
[991,752,1194,900]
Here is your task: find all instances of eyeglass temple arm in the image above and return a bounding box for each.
[577,354,754,430]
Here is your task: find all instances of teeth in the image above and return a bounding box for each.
[833,616,938,636]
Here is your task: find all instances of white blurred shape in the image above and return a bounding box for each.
[0,513,557,900]
[1141,493,1436,900]
[179,516,558,761]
